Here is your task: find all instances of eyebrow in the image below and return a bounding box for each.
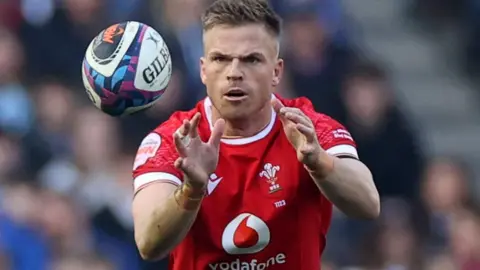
[208,51,266,60]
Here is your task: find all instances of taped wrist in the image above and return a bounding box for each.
[174,182,206,210]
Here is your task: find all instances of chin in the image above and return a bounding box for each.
[218,106,251,121]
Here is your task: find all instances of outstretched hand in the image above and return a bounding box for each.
[272,99,332,174]
[173,112,225,189]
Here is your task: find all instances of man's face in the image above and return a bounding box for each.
[344,78,388,127]
[201,24,283,120]
[0,30,22,82]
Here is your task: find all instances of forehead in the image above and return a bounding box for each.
[203,24,277,57]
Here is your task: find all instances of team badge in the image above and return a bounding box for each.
[259,163,281,194]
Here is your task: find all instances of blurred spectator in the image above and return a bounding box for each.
[449,209,480,269]
[20,0,55,28]
[272,0,351,46]
[361,199,424,269]
[51,254,114,270]
[410,0,467,27]
[324,59,424,267]
[462,0,480,79]
[0,251,11,270]
[38,106,142,270]
[146,0,207,103]
[421,157,472,216]
[0,182,50,270]
[425,253,457,270]
[18,0,110,85]
[420,157,477,256]
[17,80,77,179]
[281,3,354,122]
[365,222,422,269]
[33,81,76,154]
[119,0,202,148]
[0,134,23,180]
[0,1,23,30]
[342,59,424,200]
[0,27,34,137]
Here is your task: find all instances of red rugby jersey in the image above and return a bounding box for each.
[133,95,358,270]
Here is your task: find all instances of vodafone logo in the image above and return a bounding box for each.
[222,213,270,255]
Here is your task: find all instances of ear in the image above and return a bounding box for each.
[200,57,207,85]
[272,58,284,87]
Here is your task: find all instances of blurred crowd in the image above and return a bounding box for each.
[0,0,478,269]
[410,0,480,82]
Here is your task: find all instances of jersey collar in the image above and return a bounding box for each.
[203,94,277,145]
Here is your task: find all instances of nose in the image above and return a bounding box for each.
[226,59,243,81]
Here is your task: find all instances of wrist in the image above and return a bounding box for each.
[174,182,206,210]
[183,173,208,191]
[305,153,335,179]
[183,181,207,198]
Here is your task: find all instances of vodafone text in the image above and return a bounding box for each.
[209,253,286,270]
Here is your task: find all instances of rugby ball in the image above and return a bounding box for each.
[82,21,172,116]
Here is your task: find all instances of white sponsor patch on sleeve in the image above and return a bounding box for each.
[332,129,354,141]
[133,133,161,170]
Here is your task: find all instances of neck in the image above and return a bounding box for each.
[211,106,272,138]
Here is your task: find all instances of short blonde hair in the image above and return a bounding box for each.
[201,0,282,37]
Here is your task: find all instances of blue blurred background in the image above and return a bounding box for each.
[0,0,480,269]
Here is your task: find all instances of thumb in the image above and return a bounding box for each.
[175,157,208,185]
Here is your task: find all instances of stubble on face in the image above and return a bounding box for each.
[200,24,283,135]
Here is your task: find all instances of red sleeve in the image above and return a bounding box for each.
[282,96,358,159]
[314,115,358,159]
[132,126,183,194]
[294,97,358,158]
[305,110,355,239]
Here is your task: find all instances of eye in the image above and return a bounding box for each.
[211,56,227,62]
[244,56,260,64]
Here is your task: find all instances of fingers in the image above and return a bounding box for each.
[299,144,318,159]
[174,157,184,169]
[279,107,310,122]
[174,156,193,179]
[208,118,225,149]
[271,99,288,124]
[271,98,284,114]
[174,129,188,157]
[189,112,201,138]
[173,113,201,156]
[176,113,201,139]
[174,157,193,176]
[296,123,316,143]
[177,119,191,137]
[284,111,311,127]
[174,157,209,186]
[273,100,313,126]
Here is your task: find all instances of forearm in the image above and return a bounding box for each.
[135,182,204,260]
[309,156,380,219]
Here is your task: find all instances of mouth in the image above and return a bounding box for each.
[224,88,248,101]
